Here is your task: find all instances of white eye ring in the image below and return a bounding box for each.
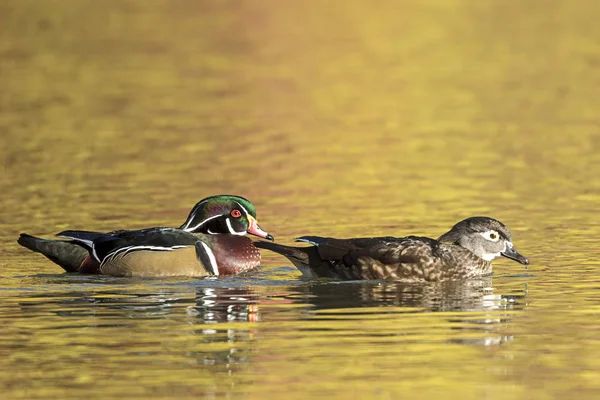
[481,230,500,242]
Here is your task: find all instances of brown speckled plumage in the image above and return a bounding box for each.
[255,217,528,282]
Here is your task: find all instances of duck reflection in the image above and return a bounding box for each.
[281,278,528,347]
[18,283,265,378]
[188,287,261,323]
[295,278,527,312]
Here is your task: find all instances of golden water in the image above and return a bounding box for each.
[1,1,599,398]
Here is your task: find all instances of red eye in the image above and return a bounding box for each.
[231,210,242,218]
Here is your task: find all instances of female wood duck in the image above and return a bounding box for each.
[18,195,274,277]
[255,216,529,282]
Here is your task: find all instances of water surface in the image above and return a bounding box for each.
[1,1,599,399]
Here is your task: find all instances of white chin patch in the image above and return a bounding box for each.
[482,241,511,261]
[482,252,501,261]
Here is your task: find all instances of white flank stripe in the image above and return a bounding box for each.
[92,246,100,263]
[184,214,221,232]
[226,218,246,236]
[200,242,219,276]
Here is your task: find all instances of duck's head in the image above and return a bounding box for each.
[179,195,274,240]
[437,216,529,266]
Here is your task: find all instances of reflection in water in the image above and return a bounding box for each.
[285,279,529,347]
[2,0,599,396]
[189,287,262,323]
[184,287,262,377]
[8,283,266,391]
[0,274,540,398]
[297,279,527,312]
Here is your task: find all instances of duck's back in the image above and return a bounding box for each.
[308,236,491,281]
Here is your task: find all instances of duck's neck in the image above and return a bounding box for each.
[203,235,261,275]
[437,230,461,244]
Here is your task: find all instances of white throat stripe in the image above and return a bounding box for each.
[226,218,246,236]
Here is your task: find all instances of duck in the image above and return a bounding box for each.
[17,195,274,277]
[254,216,528,282]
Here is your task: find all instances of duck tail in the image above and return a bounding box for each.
[17,233,90,273]
[253,241,310,263]
[253,240,329,278]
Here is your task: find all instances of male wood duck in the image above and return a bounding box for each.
[255,216,529,282]
[18,195,274,277]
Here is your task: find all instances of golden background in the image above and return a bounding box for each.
[1,1,599,399]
